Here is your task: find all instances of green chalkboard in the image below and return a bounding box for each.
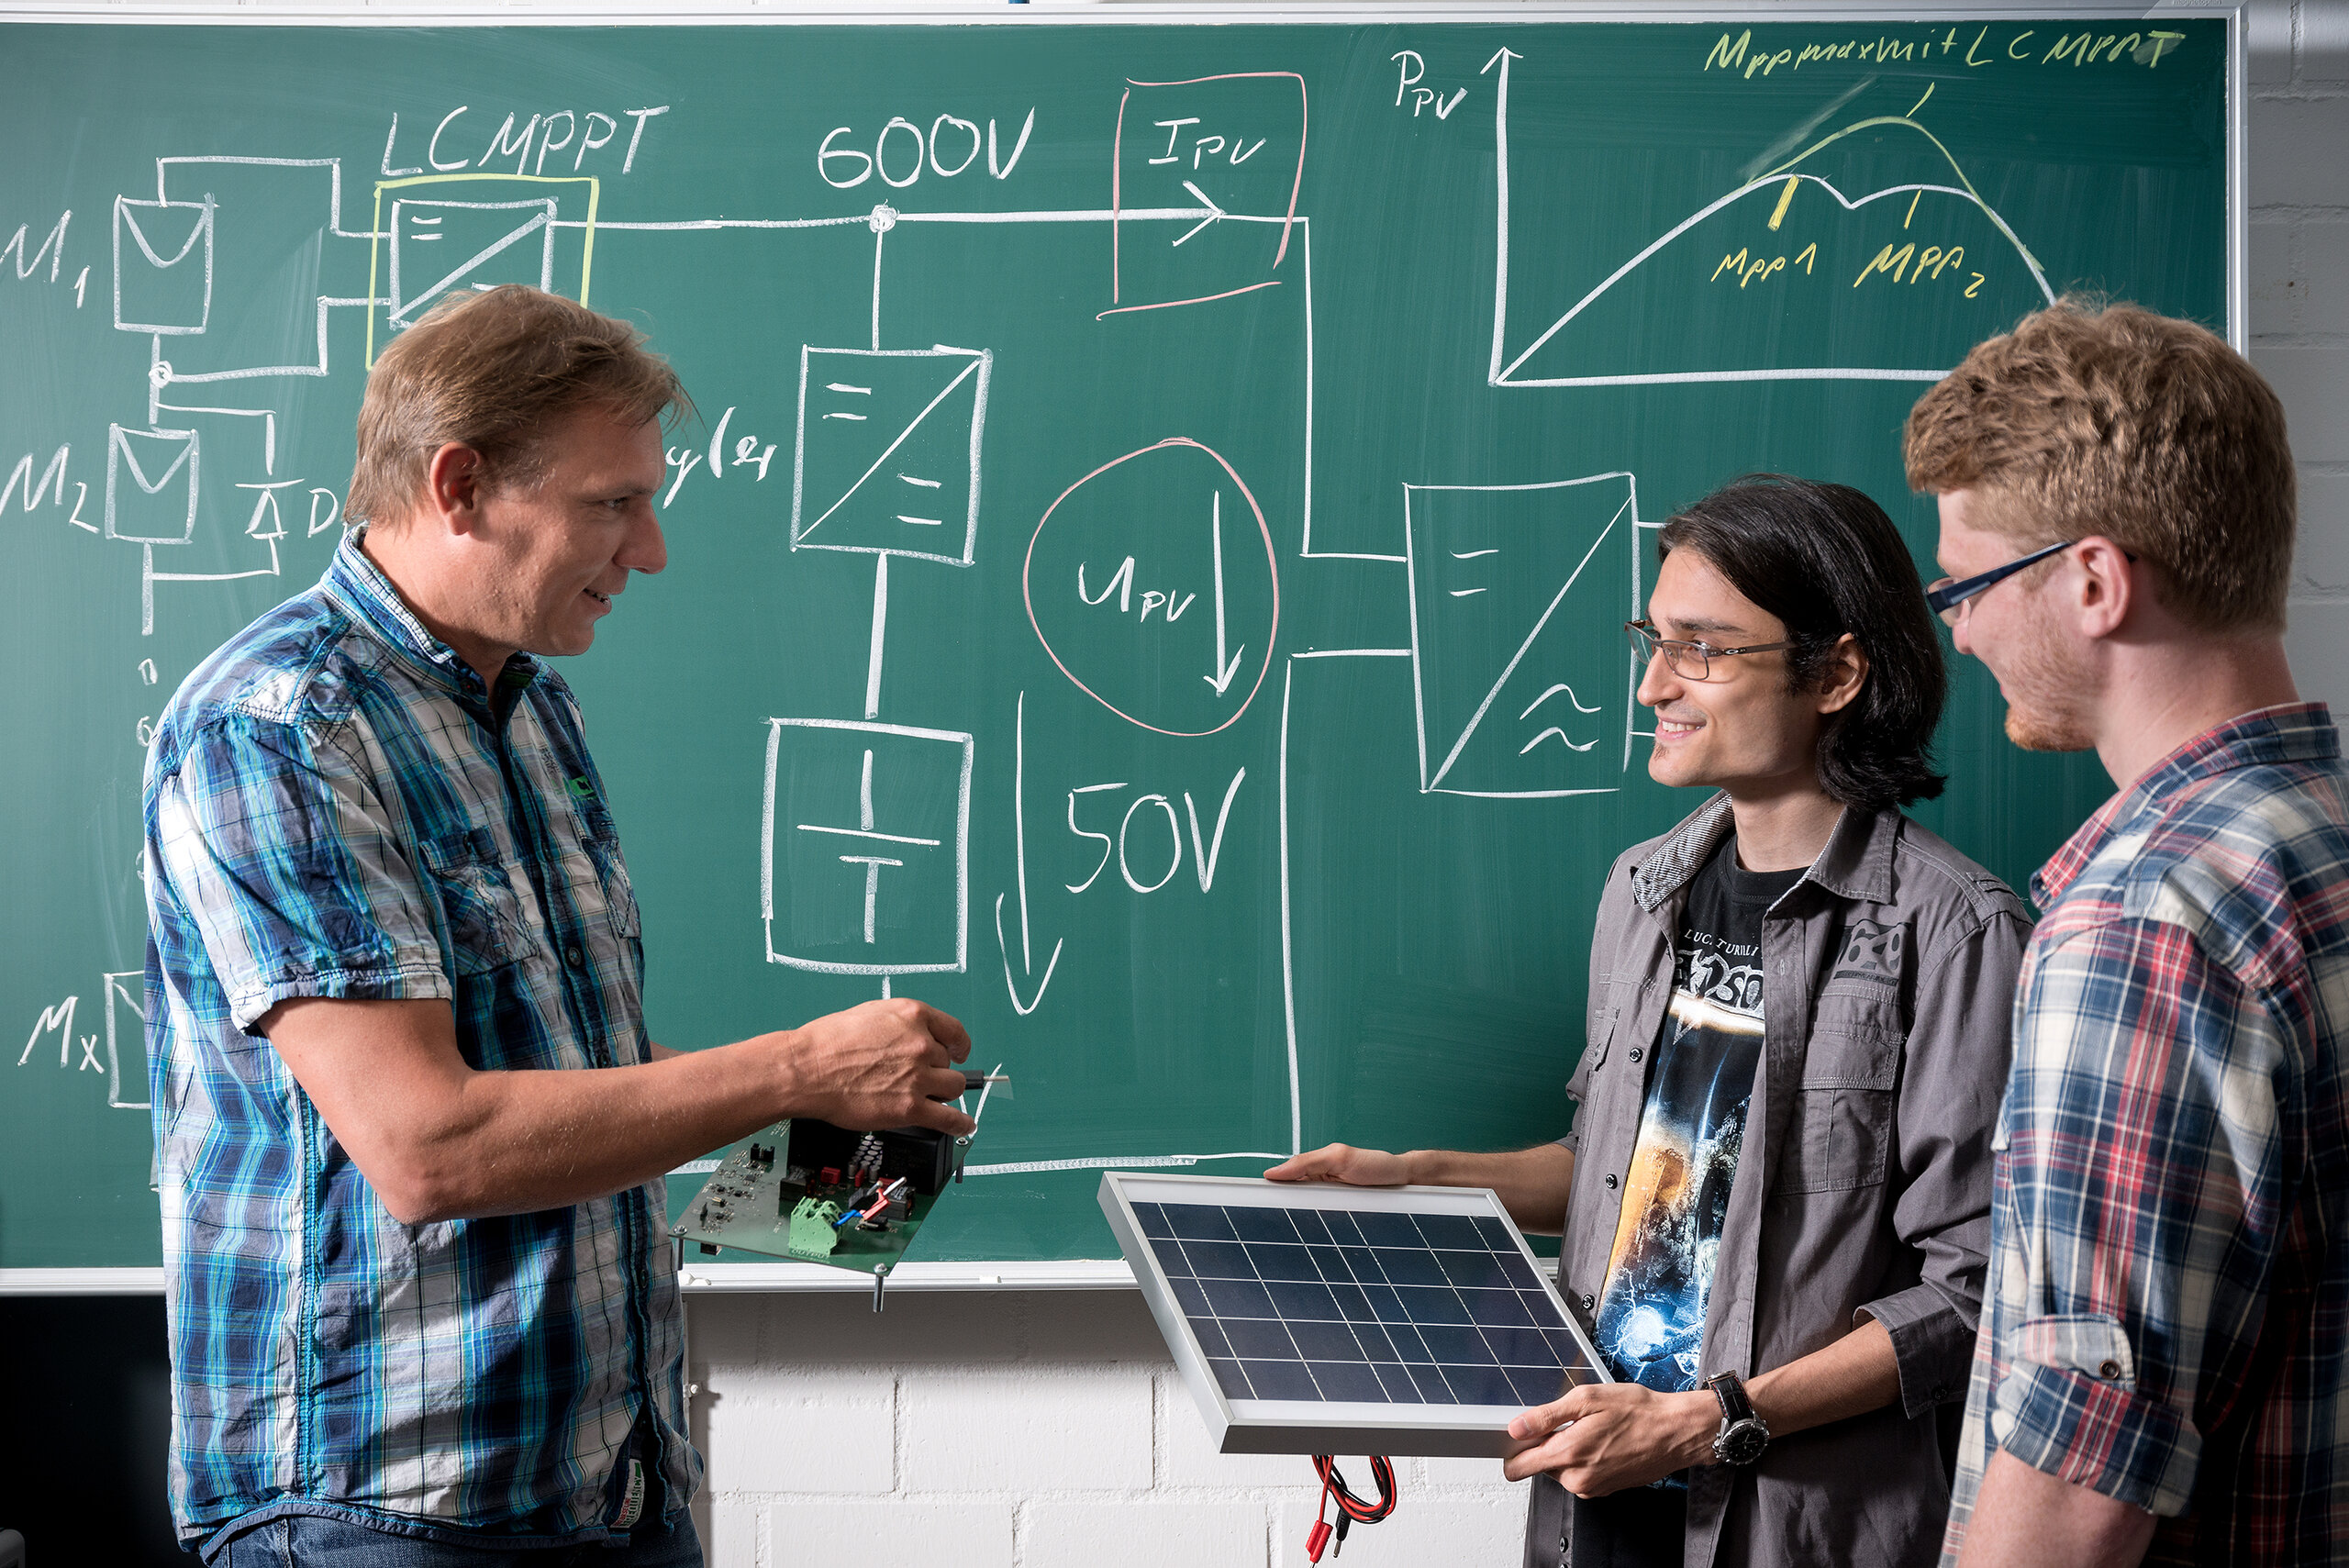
[0,12,2233,1274]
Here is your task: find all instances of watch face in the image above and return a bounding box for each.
[1715,1419,1769,1466]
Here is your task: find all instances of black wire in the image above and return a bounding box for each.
[1310,1455,1398,1523]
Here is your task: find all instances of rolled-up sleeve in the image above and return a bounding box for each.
[1984,919,2283,1516]
[1860,905,2031,1418]
[153,714,450,1031]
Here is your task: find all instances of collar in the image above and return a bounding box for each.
[1630,793,1738,911]
[1798,797,1898,905]
[2032,702,2340,909]
[1630,792,1889,913]
[322,529,542,705]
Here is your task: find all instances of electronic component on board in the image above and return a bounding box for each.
[674,1062,1012,1308]
[786,1196,843,1260]
[786,1119,956,1198]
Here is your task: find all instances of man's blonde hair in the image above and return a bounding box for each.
[1904,296,2296,633]
[347,285,688,529]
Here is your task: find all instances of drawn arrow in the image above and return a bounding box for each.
[1483,46,1523,385]
[1204,491,1246,695]
[1173,181,1226,248]
[995,691,1064,1017]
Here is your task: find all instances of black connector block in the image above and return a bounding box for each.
[786,1119,956,1197]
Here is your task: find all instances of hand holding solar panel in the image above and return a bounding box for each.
[1261,1143,1411,1187]
[1500,1378,1722,1497]
[1101,1173,1609,1457]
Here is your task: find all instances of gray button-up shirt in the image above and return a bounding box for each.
[1527,795,2030,1568]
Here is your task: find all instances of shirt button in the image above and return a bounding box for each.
[1580,1294,1596,1313]
[2099,1360,2122,1381]
[1628,1047,1643,1062]
[1604,1173,1619,1189]
[566,945,585,967]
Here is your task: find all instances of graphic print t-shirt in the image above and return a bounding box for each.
[1593,837,1802,1392]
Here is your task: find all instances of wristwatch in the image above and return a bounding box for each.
[1706,1371,1770,1466]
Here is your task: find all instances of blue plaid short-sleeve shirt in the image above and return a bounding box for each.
[143,534,697,1555]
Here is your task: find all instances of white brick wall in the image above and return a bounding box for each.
[683,1287,1541,1568]
[2254,1,2349,710]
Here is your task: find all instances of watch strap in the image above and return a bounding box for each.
[1707,1371,1754,1424]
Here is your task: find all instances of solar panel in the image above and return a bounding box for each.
[1099,1172,1609,1457]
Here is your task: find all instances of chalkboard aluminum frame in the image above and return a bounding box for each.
[1100,1171,1609,1455]
[0,0,2246,1296]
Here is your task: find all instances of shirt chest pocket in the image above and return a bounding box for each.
[564,803,641,943]
[417,832,538,976]
[1779,1018,1900,1195]
[1578,974,1640,1080]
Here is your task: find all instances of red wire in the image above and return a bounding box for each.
[1310,1455,1398,1523]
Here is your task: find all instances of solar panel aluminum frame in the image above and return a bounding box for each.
[1099,1172,1610,1457]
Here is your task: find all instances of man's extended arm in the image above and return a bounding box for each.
[1264,1142,1575,1234]
[262,994,972,1224]
[1500,1317,1902,1494]
[1956,1451,2154,1568]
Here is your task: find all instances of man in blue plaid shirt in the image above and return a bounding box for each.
[144,285,976,1565]
[1907,300,2347,1565]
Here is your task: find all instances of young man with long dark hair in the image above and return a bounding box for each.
[1272,476,2028,1568]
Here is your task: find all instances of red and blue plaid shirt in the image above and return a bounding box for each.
[1943,704,2349,1562]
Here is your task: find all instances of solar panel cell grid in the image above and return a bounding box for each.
[1142,1201,1586,1408]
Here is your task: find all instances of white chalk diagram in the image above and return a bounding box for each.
[762,717,974,976]
[102,159,377,635]
[1479,51,2057,388]
[17,972,148,1111]
[763,332,987,983]
[1405,474,1647,799]
[584,74,1298,1169]
[34,53,2053,1168]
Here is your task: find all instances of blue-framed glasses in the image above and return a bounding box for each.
[1924,539,2081,626]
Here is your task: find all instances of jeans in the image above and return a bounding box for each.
[217,1510,703,1568]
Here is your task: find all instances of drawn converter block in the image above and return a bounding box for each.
[388,196,556,328]
[114,195,214,335]
[106,426,201,545]
[792,347,991,567]
[1108,72,1307,317]
[366,174,598,363]
[762,718,973,976]
[1405,474,1641,799]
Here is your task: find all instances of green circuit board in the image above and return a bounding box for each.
[672,1122,941,1273]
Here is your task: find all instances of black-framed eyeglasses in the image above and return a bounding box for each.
[1625,619,1793,683]
[1925,539,2132,626]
